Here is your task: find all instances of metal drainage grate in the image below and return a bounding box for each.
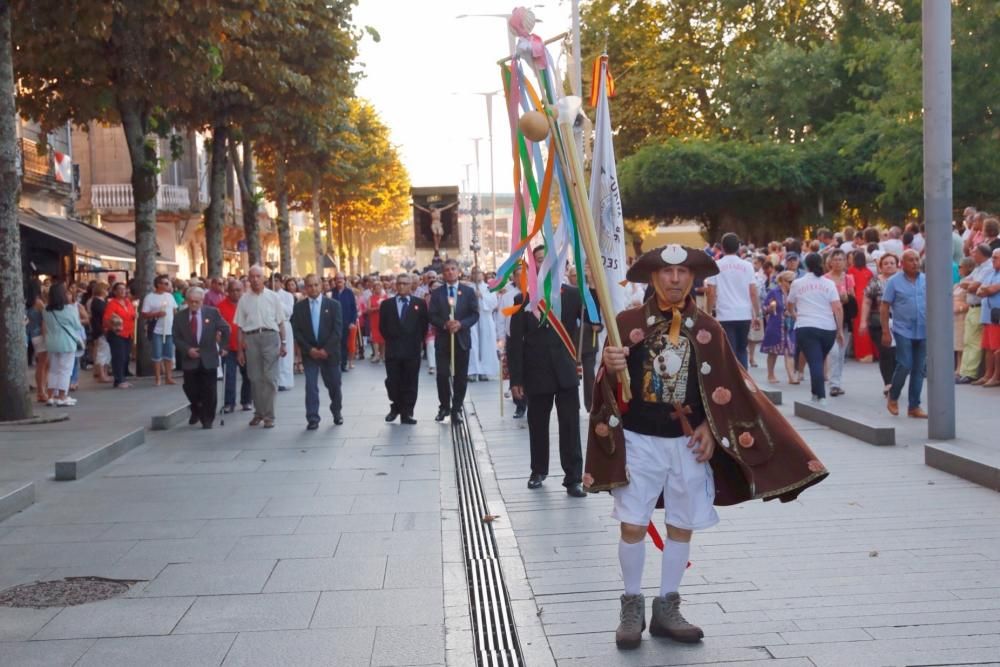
[452,408,524,667]
[0,577,138,608]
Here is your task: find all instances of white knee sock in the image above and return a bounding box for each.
[619,539,645,596]
[660,537,690,596]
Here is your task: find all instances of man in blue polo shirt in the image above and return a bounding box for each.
[879,249,927,418]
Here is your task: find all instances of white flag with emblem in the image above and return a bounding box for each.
[588,56,626,315]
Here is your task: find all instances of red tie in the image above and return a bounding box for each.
[190,311,198,343]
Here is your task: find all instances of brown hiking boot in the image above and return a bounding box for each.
[886,398,899,416]
[649,592,704,643]
[615,593,645,650]
[907,407,928,419]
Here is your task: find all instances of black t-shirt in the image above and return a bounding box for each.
[622,310,705,438]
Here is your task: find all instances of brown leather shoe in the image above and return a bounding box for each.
[249,416,263,426]
[887,399,899,416]
[649,592,703,643]
[907,408,928,419]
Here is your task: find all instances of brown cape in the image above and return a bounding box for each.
[584,297,828,505]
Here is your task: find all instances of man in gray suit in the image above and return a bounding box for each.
[173,286,231,429]
[291,274,344,430]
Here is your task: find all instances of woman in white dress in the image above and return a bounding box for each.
[467,268,500,381]
[276,277,297,390]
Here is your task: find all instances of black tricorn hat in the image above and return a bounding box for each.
[626,244,719,283]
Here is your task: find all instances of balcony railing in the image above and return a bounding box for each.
[18,137,72,193]
[91,183,191,212]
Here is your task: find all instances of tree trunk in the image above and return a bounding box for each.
[229,138,260,266]
[275,156,292,276]
[204,123,227,278]
[0,4,32,421]
[338,214,348,273]
[311,175,324,275]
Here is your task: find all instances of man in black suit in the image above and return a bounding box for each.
[291,274,344,430]
[508,247,585,496]
[429,258,479,424]
[379,272,429,424]
[172,286,231,429]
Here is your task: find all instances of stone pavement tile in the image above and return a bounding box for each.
[140,559,277,597]
[0,540,135,569]
[313,479,401,496]
[258,496,354,517]
[384,552,443,589]
[34,596,195,640]
[335,529,442,556]
[99,520,208,541]
[554,643,773,666]
[195,517,301,538]
[117,536,239,564]
[225,482,321,499]
[0,639,95,667]
[778,628,873,644]
[311,588,443,628]
[370,624,445,666]
[221,628,376,667]
[295,514,394,534]
[348,493,440,514]
[227,532,342,560]
[173,591,318,634]
[865,619,1000,639]
[75,633,236,667]
[262,556,386,592]
[0,607,60,641]
[281,469,363,483]
[392,512,442,530]
[47,559,168,584]
[362,467,439,481]
[0,523,115,545]
[0,568,54,592]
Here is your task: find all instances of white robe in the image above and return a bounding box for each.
[277,289,295,389]
[467,281,500,378]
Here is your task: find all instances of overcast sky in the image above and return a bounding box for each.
[353,0,576,192]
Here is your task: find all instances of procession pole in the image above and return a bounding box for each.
[547,99,631,400]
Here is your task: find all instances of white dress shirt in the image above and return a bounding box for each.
[234,287,286,333]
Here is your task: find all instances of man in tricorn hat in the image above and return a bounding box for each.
[587,244,828,650]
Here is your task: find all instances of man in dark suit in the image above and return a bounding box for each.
[172,286,231,429]
[328,272,357,372]
[379,272,429,424]
[292,274,344,430]
[429,258,479,424]
[508,247,585,496]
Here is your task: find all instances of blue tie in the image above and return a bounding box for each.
[311,299,320,340]
[398,296,408,319]
[448,285,455,300]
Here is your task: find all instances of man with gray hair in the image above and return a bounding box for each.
[172,286,230,428]
[236,265,287,428]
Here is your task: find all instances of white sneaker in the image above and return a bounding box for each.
[46,398,56,406]
[62,396,78,406]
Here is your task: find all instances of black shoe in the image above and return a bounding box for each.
[401,415,417,425]
[527,474,544,489]
[467,375,478,383]
[189,413,200,425]
[435,408,449,422]
[478,375,488,382]
[566,483,587,498]
[513,406,526,419]
[451,410,463,425]
[201,423,213,430]
[306,422,319,431]
[241,404,253,412]
[333,414,344,426]
[341,365,349,373]
[385,409,399,423]
[278,386,289,392]
[956,376,973,385]
[223,405,235,414]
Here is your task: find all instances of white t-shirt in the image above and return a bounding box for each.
[705,254,755,321]
[787,274,839,331]
[880,238,904,257]
[910,233,925,253]
[141,291,177,335]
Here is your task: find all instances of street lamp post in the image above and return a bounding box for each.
[459,194,490,271]
[922,1,955,440]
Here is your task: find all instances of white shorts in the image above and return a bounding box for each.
[611,430,720,531]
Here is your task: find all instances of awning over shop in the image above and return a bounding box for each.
[19,208,136,263]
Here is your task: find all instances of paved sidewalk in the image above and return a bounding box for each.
[0,373,187,488]
[0,364,453,667]
[466,368,1000,667]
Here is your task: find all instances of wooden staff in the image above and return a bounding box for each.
[547,99,632,400]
